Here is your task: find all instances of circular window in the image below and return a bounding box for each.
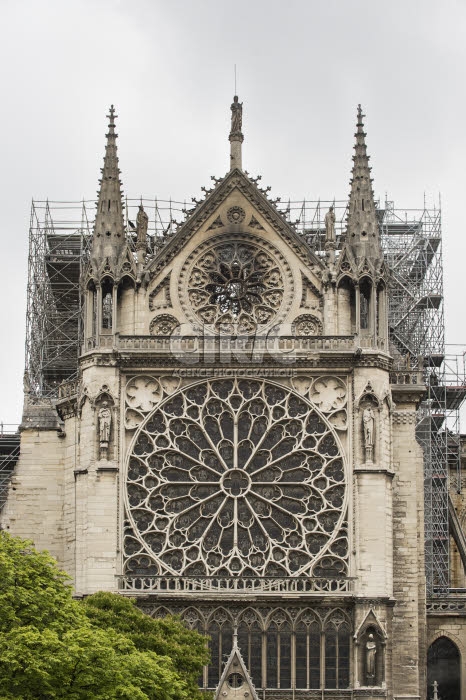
[178,235,293,335]
[124,378,348,578]
[228,673,244,688]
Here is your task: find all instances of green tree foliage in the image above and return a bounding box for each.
[0,533,210,699]
[83,592,209,699]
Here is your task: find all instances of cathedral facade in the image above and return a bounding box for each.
[1,99,460,700]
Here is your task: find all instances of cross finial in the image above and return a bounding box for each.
[107,105,117,128]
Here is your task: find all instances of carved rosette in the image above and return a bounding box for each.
[149,314,179,336]
[178,234,293,335]
[124,378,348,578]
[292,314,323,336]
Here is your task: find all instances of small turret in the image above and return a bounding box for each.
[335,106,388,349]
[90,105,126,274]
[83,107,137,350]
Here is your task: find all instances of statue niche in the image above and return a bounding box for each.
[358,626,384,687]
[96,395,114,461]
[358,394,379,465]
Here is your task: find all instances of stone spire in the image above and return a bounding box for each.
[90,105,126,274]
[345,105,382,264]
[229,95,243,170]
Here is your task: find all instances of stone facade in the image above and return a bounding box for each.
[1,101,463,700]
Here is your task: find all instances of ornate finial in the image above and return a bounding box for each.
[229,95,244,170]
[107,104,117,126]
[356,104,366,134]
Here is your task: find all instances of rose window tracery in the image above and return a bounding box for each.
[124,379,348,578]
[180,238,291,334]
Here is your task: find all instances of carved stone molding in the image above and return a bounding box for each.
[291,375,347,431]
[148,273,172,311]
[144,171,324,283]
[149,314,179,336]
[227,205,245,224]
[292,314,323,337]
[207,215,223,231]
[392,410,417,425]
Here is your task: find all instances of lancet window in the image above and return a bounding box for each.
[176,608,352,691]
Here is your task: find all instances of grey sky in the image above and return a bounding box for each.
[1,0,465,423]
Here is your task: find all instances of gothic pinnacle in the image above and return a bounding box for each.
[345,104,382,263]
[90,105,126,274]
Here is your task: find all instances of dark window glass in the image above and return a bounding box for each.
[266,623,278,688]
[427,637,460,700]
[309,623,321,688]
[338,623,350,688]
[208,624,220,687]
[102,291,112,329]
[295,626,308,689]
[237,625,249,667]
[280,625,292,688]
[250,625,262,689]
[222,623,233,665]
[325,625,337,689]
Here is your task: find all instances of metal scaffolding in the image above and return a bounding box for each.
[379,201,466,594]
[25,201,93,398]
[25,199,190,399]
[282,196,466,593]
[0,425,20,512]
[25,195,466,593]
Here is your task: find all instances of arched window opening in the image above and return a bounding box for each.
[360,279,372,331]
[325,620,350,689]
[208,622,220,688]
[427,637,460,700]
[266,622,278,688]
[237,621,262,690]
[207,619,233,688]
[279,623,292,688]
[102,289,113,330]
[295,620,321,689]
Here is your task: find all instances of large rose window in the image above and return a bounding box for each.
[124,379,348,578]
[179,238,292,334]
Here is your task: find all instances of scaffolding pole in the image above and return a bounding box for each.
[24,195,466,594]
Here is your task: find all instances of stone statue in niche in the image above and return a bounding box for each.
[98,401,112,459]
[363,406,375,463]
[230,95,242,133]
[325,205,336,241]
[365,633,377,685]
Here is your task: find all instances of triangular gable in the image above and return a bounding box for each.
[215,639,259,700]
[144,168,324,285]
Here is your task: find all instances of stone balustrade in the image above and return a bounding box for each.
[118,575,353,596]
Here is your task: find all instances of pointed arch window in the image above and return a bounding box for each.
[295,620,321,689]
[325,618,350,689]
[237,620,263,689]
[102,290,113,329]
[207,618,233,688]
[427,637,460,700]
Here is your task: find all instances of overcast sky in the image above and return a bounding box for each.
[1,0,466,424]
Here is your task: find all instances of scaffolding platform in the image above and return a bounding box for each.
[24,195,466,595]
[0,426,20,512]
